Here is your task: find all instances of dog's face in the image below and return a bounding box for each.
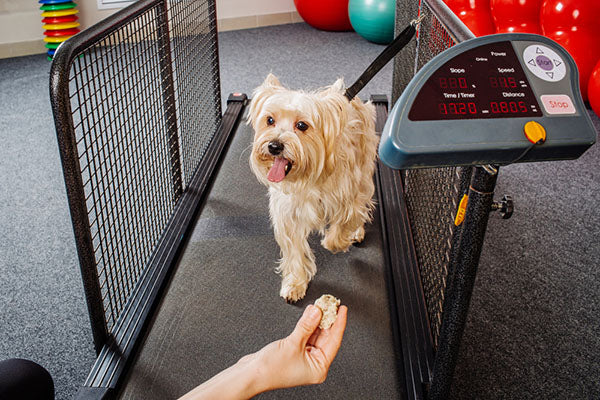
[248,74,347,187]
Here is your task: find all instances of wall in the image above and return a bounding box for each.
[0,0,301,59]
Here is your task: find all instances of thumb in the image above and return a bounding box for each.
[289,305,322,347]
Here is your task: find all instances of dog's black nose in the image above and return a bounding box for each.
[268,140,284,155]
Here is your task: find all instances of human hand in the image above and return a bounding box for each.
[243,303,348,394]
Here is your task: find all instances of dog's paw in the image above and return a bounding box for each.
[352,226,365,244]
[280,279,309,303]
[321,231,353,254]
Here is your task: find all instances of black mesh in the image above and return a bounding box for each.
[60,0,220,334]
[400,1,473,348]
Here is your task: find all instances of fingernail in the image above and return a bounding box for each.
[306,305,321,320]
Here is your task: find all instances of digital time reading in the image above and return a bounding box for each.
[378,33,596,170]
[409,41,542,120]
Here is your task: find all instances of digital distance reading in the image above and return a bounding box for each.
[408,40,542,120]
[378,33,597,170]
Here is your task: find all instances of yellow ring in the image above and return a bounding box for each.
[43,35,73,43]
[43,21,80,30]
[41,9,79,17]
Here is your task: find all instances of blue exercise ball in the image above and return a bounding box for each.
[348,0,395,44]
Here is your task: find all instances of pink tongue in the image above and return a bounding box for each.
[267,157,289,183]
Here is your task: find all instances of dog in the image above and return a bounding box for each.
[248,74,379,302]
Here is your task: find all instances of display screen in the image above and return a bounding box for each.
[409,41,542,120]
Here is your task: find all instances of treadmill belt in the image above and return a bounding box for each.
[117,118,403,399]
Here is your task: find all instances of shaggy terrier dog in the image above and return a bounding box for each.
[248,74,379,302]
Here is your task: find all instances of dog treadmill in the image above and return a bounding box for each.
[49,0,595,399]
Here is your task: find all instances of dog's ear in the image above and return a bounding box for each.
[263,73,282,88]
[248,74,282,127]
[330,78,345,93]
[316,95,348,174]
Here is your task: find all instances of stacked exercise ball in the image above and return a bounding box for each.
[40,0,80,60]
[348,0,395,44]
[444,0,600,108]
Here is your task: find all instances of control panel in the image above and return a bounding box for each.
[379,33,596,169]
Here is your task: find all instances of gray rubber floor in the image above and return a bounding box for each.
[116,119,403,399]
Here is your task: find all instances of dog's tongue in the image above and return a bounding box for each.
[267,157,289,183]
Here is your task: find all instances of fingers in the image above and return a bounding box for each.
[317,305,347,361]
[289,304,322,348]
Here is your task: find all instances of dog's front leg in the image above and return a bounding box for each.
[272,218,316,302]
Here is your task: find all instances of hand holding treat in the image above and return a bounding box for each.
[179,300,348,400]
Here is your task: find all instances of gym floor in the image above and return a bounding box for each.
[0,22,598,399]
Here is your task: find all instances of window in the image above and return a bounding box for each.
[97,0,136,10]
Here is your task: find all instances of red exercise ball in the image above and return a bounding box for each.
[490,0,543,34]
[294,0,353,31]
[588,59,600,117]
[541,0,600,100]
[444,0,496,37]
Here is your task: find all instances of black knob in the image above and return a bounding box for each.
[268,141,284,155]
[491,194,514,219]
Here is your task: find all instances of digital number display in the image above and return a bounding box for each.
[409,41,542,120]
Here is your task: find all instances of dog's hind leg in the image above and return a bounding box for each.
[321,217,363,254]
[322,198,373,253]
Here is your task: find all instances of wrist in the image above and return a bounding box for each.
[237,355,270,396]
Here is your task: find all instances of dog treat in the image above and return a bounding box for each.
[314,294,341,329]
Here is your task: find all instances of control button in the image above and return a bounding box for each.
[523,44,566,82]
[540,94,576,114]
[524,121,546,144]
[536,55,553,70]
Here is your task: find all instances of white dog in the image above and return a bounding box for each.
[248,74,379,302]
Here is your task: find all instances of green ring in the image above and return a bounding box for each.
[45,43,60,49]
[40,2,76,11]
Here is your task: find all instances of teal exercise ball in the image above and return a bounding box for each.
[348,0,395,44]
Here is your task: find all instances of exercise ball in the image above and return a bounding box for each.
[445,0,496,37]
[348,0,395,44]
[588,59,600,117]
[490,0,543,34]
[294,0,353,31]
[541,0,600,100]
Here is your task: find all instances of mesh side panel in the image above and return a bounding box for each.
[65,0,220,333]
[401,2,467,348]
[168,0,221,186]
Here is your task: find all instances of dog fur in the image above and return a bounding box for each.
[248,74,379,302]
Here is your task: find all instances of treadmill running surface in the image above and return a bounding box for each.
[116,116,404,399]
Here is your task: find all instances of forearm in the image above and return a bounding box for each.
[178,357,264,400]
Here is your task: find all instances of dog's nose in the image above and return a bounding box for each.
[268,140,284,155]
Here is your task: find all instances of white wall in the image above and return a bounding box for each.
[0,0,43,44]
[216,0,295,19]
[0,0,300,58]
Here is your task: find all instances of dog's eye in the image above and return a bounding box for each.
[266,116,275,126]
[296,121,309,132]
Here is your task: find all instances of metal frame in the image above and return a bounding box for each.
[49,0,501,398]
[49,1,247,397]
[382,0,502,398]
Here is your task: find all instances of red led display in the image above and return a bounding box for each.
[409,41,542,120]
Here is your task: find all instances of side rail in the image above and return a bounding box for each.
[387,0,503,398]
[49,0,246,397]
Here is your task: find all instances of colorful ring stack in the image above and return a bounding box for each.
[40,0,80,60]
